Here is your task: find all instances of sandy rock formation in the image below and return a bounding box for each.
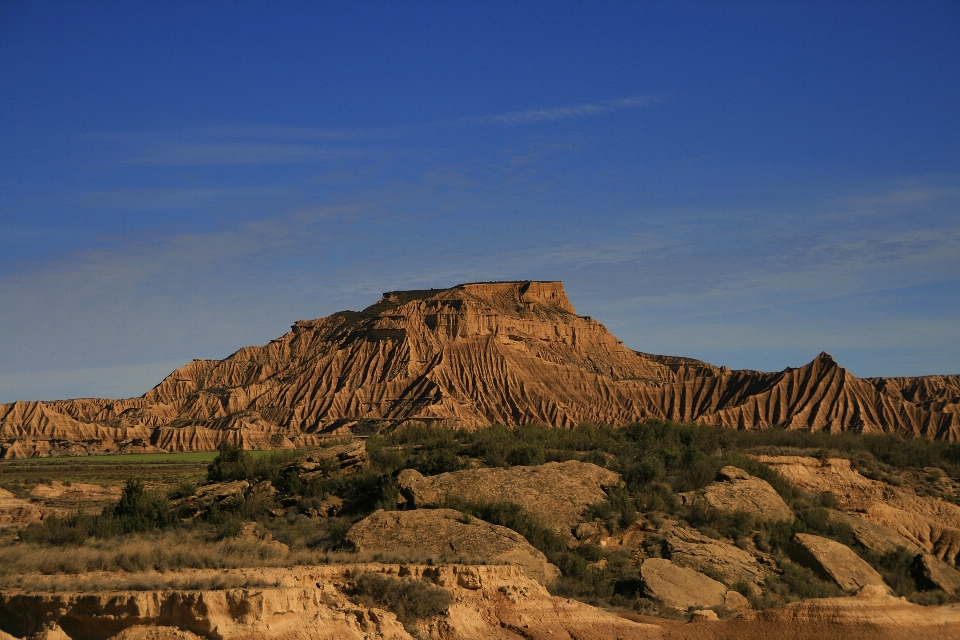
[3,282,959,458]
[27,482,122,502]
[826,509,921,555]
[346,509,560,585]
[396,461,621,534]
[791,533,888,593]
[759,455,960,564]
[679,467,794,522]
[662,526,769,587]
[745,583,960,632]
[0,488,59,528]
[639,558,728,611]
[0,563,662,640]
[283,440,366,481]
[914,553,960,595]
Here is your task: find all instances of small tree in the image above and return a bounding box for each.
[207,440,251,482]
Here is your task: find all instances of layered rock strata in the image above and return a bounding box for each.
[3,280,959,457]
[0,563,662,640]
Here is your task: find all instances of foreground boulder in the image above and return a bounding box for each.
[639,558,728,611]
[679,466,794,522]
[346,509,560,585]
[791,533,888,593]
[662,526,769,587]
[396,461,621,534]
[913,553,960,595]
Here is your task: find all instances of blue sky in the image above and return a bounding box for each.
[1,1,959,402]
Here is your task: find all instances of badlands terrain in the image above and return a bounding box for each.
[2,281,960,639]
[2,281,959,459]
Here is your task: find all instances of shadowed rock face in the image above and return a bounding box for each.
[2,280,959,457]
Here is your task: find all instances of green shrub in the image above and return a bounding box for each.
[347,571,452,629]
[20,479,173,543]
[206,441,297,484]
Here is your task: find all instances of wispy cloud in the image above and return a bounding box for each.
[122,142,368,167]
[469,96,660,126]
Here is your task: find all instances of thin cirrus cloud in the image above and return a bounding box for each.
[121,142,371,167]
[97,96,661,167]
[468,96,661,126]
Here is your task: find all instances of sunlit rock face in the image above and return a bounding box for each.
[3,280,960,457]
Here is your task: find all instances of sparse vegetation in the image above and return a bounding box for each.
[5,419,960,616]
[347,571,452,632]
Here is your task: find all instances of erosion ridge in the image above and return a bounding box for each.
[2,280,959,457]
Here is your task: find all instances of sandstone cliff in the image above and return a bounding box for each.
[3,281,959,457]
[0,563,662,640]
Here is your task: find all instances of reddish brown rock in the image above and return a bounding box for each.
[2,281,959,457]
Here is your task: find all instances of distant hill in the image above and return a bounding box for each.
[2,280,959,457]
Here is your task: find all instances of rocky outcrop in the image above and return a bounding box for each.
[746,583,960,631]
[282,440,366,481]
[0,488,58,529]
[346,509,560,585]
[913,553,960,595]
[679,467,794,522]
[791,533,888,593]
[639,558,728,611]
[760,456,960,564]
[396,461,621,534]
[662,526,769,587]
[2,281,959,458]
[0,563,663,640]
[826,509,921,555]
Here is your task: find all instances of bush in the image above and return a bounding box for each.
[347,571,452,629]
[206,441,296,484]
[20,478,173,543]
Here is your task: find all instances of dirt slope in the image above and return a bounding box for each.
[3,281,959,457]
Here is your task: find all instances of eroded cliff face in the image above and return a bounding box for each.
[2,280,959,457]
[0,564,662,640]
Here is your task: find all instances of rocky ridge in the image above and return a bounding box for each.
[2,280,959,458]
